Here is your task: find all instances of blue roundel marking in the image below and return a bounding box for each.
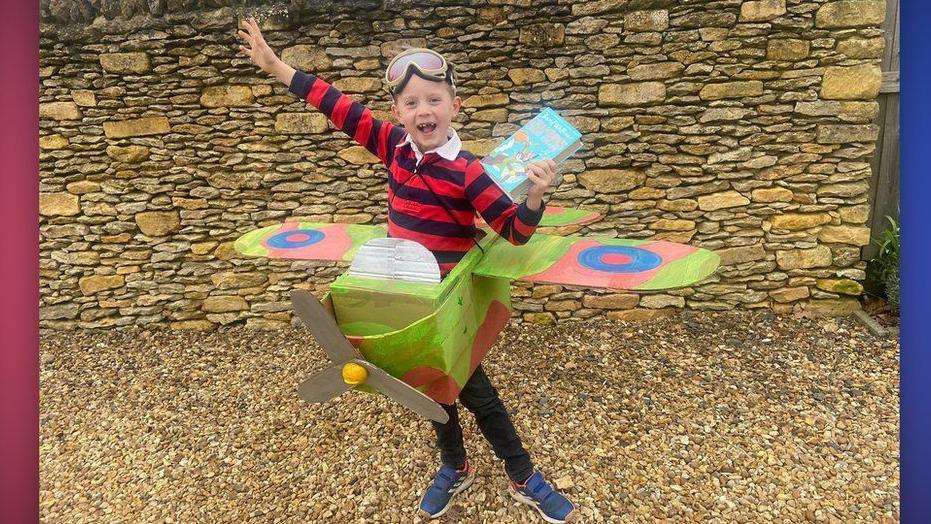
[578,245,663,273]
[266,229,324,249]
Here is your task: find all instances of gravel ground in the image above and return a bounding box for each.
[40,311,899,523]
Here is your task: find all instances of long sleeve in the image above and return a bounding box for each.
[463,158,544,245]
[289,70,406,167]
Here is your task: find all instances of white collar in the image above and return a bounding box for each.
[402,127,462,163]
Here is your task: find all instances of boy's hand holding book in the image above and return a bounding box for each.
[238,18,296,87]
[524,159,558,211]
[480,108,582,207]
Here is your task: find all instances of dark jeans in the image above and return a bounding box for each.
[431,364,534,483]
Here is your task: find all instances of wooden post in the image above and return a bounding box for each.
[865,0,900,260]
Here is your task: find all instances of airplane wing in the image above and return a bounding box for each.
[234,222,386,261]
[473,233,719,291]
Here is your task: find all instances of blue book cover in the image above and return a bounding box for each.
[480,107,583,200]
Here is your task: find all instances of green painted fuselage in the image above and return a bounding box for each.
[322,234,512,404]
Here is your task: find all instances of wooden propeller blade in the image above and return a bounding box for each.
[297,365,352,403]
[355,360,450,424]
[291,289,360,365]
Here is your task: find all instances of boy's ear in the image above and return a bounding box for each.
[452,95,462,113]
[391,102,400,121]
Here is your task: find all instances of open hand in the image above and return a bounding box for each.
[238,18,279,74]
[525,159,557,210]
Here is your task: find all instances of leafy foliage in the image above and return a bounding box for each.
[873,216,900,312]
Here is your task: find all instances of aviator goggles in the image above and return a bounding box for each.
[385,48,455,96]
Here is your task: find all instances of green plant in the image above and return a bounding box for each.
[873,215,900,312]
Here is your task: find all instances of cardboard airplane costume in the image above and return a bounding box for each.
[235,206,720,423]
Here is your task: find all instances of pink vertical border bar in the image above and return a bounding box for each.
[0,0,39,521]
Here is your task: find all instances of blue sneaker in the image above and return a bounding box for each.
[418,462,475,518]
[508,471,576,523]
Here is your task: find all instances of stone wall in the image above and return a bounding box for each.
[39,0,887,330]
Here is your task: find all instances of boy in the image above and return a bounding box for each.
[238,18,576,523]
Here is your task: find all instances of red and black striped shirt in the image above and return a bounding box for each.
[289,70,544,276]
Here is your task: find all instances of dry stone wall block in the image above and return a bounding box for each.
[281,46,332,71]
[39,134,70,149]
[767,39,811,61]
[106,145,150,163]
[599,82,667,106]
[776,246,834,270]
[99,52,150,74]
[40,193,80,216]
[716,245,767,266]
[816,1,886,28]
[578,169,646,193]
[699,81,764,100]
[39,102,81,121]
[697,191,750,211]
[821,65,882,100]
[79,275,125,295]
[819,226,871,245]
[740,0,787,22]
[103,117,170,138]
[519,23,565,47]
[203,296,249,313]
[200,85,256,107]
[816,124,880,144]
[135,211,181,237]
[625,10,669,32]
[275,113,329,134]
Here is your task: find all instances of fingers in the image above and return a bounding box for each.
[238,19,252,35]
[238,29,253,46]
[525,167,549,191]
[237,27,254,60]
[249,17,265,44]
[237,18,266,62]
[239,17,264,42]
[524,164,542,180]
[541,159,557,179]
[526,171,543,186]
[526,161,557,184]
[523,160,559,201]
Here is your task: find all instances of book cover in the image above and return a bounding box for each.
[480,107,582,201]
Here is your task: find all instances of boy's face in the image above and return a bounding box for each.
[391,75,461,153]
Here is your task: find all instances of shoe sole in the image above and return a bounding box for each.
[508,486,575,524]
[420,472,475,519]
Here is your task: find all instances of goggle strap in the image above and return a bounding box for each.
[389,67,455,97]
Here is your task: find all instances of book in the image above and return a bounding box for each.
[480,107,582,202]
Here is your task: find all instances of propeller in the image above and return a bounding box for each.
[291,289,360,364]
[291,290,450,424]
[296,365,351,403]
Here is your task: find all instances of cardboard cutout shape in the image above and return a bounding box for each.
[235,207,720,422]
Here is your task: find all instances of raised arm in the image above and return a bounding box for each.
[237,18,405,166]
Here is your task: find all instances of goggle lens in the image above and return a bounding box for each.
[387,51,445,82]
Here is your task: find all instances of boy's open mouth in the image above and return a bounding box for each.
[416,122,437,134]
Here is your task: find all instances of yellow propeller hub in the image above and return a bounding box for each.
[341,362,368,385]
